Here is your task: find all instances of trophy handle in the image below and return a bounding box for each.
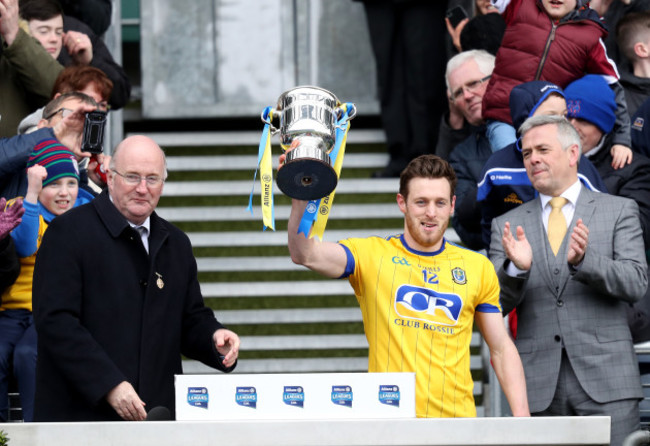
[335,103,357,130]
[260,107,279,135]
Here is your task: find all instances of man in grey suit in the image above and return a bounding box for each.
[490,115,647,446]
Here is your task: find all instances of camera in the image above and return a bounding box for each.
[81,110,107,153]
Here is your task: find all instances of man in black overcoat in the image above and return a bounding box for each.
[32,135,239,421]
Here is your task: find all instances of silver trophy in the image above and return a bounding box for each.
[263,86,356,200]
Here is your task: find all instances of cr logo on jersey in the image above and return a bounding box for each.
[394,285,463,327]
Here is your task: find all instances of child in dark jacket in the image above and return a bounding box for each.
[483,0,631,165]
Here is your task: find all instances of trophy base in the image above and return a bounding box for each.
[277,147,338,200]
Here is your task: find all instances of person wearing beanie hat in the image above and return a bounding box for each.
[0,138,92,422]
[565,74,634,168]
[565,74,617,135]
[566,75,650,346]
[27,139,79,188]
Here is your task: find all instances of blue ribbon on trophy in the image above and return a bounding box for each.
[251,86,356,236]
[297,102,355,239]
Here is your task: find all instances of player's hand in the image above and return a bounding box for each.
[567,218,589,266]
[278,139,300,170]
[213,328,240,368]
[106,381,147,421]
[502,221,532,271]
[610,144,632,170]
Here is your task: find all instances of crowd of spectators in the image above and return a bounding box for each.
[436,3,650,444]
[0,0,649,440]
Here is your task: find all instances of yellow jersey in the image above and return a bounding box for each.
[338,234,501,418]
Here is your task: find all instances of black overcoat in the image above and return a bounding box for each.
[32,190,233,421]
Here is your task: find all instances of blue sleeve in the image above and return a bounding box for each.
[476,303,501,313]
[11,201,40,258]
[338,243,356,279]
[0,128,54,181]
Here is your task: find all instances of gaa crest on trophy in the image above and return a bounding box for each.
[250,86,356,236]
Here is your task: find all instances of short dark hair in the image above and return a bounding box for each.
[19,0,63,22]
[399,155,457,200]
[52,66,114,102]
[616,12,650,63]
[42,91,97,121]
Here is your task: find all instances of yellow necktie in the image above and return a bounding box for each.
[548,197,568,256]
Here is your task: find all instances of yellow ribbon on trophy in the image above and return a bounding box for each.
[248,106,275,231]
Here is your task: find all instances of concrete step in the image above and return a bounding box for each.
[163,178,398,196]
[197,256,305,272]
[166,153,388,171]
[183,357,369,374]
[133,129,386,147]
[242,334,368,351]
[201,281,351,298]
[158,203,401,222]
[217,307,363,325]
[187,228,460,248]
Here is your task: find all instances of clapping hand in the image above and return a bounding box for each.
[501,221,533,271]
[567,219,589,266]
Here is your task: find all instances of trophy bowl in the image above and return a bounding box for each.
[275,86,341,201]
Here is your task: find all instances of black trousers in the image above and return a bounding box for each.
[362,0,449,174]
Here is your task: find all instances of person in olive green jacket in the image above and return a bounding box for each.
[0,0,63,138]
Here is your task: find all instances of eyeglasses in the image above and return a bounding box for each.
[451,75,491,102]
[44,107,74,121]
[113,170,164,187]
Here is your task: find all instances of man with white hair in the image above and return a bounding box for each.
[445,50,495,250]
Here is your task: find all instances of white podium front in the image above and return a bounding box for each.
[1,417,610,445]
[175,372,416,420]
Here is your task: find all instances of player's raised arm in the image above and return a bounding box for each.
[287,199,348,279]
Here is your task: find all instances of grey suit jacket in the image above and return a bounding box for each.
[490,186,647,412]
